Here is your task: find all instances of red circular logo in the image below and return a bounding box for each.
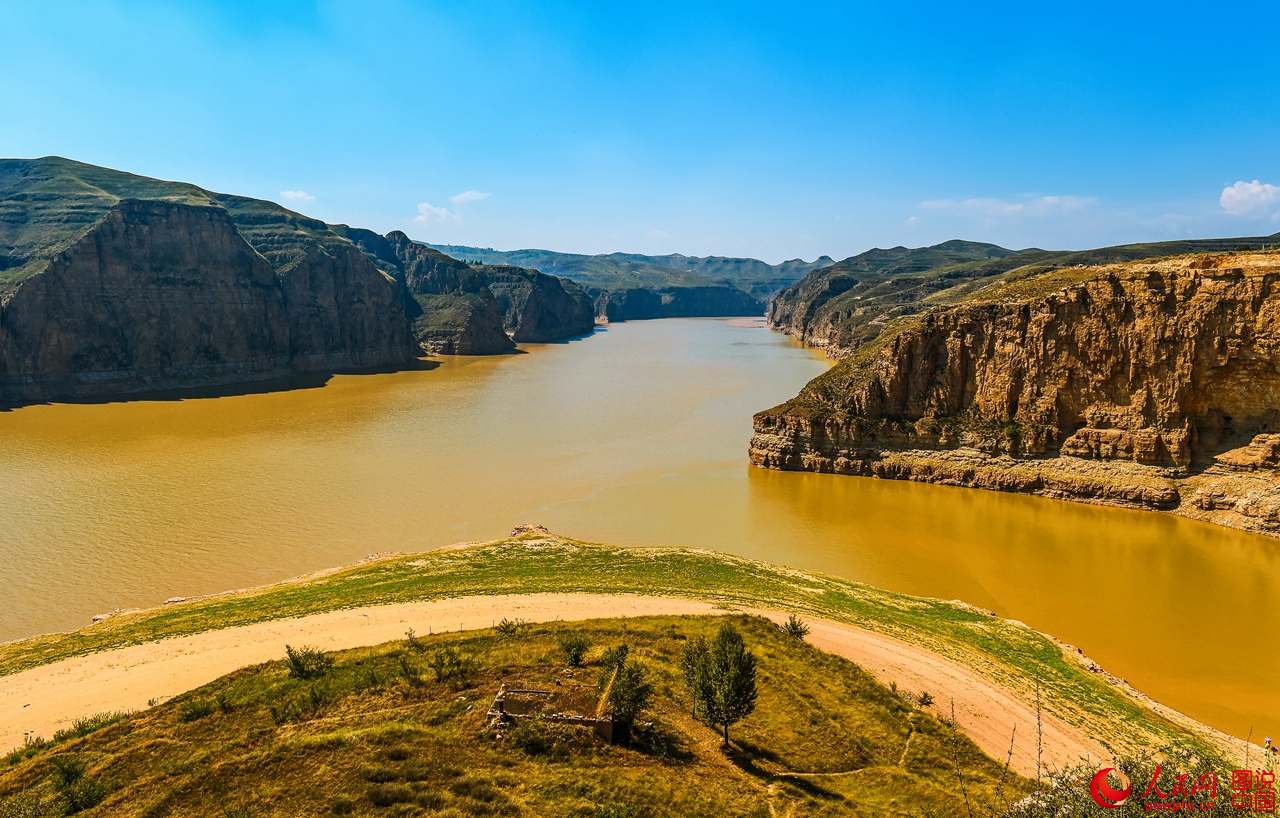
[1090,767,1133,808]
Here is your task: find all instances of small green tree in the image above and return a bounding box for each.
[600,659,652,731]
[781,614,810,640]
[557,633,591,667]
[679,635,709,719]
[682,623,758,747]
[598,643,630,679]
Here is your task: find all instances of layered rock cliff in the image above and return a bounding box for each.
[752,251,1280,535]
[334,227,514,355]
[0,196,415,403]
[596,285,763,321]
[485,266,595,342]
[0,157,607,402]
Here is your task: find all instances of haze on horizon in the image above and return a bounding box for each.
[3,0,1278,263]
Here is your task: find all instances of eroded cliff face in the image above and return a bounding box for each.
[486,266,595,342]
[751,252,1280,535]
[0,200,415,403]
[343,229,515,355]
[597,286,763,321]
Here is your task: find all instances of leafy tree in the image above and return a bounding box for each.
[557,632,591,667]
[679,635,709,718]
[681,623,758,746]
[598,643,630,680]
[603,661,652,727]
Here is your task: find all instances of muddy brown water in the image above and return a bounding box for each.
[1,318,1276,740]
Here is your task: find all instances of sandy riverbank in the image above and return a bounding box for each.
[0,592,1102,775]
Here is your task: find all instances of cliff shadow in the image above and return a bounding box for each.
[0,359,441,411]
[522,324,608,346]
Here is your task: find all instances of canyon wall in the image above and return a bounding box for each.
[751,251,1280,534]
[0,199,415,403]
[596,285,763,321]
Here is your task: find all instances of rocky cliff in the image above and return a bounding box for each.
[0,193,415,404]
[334,227,514,355]
[752,250,1280,535]
[596,285,763,321]
[0,157,607,402]
[484,265,595,342]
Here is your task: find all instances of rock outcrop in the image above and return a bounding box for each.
[596,286,763,322]
[0,197,415,403]
[334,227,515,355]
[752,250,1280,535]
[484,265,595,342]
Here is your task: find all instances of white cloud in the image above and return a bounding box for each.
[279,189,315,203]
[413,202,457,224]
[449,190,491,205]
[919,194,1097,218]
[1220,180,1280,217]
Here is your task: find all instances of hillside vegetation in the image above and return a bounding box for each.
[430,244,833,300]
[0,531,1228,763]
[0,615,1026,817]
[767,235,1280,357]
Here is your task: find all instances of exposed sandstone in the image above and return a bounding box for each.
[0,199,415,403]
[752,251,1280,535]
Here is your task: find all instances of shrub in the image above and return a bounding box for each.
[429,646,478,688]
[178,698,215,722]
[404,628,426,652]
[284,645,334,680]
[51,712,125,744]
[330,797,355,815]
[398,655,424,687]
[50,755,106,814]
[598,643,630,680]
[557,633,591,667]
[494,618,526,638]
[4,735,49,767]
[917,691,934,707]
[781,614,810,640]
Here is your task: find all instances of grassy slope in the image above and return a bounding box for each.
[770,235,1280,361]
[0,157,370,289]
[0,615,1026,817]
[428,244,829,297]
[0,532,1219,759]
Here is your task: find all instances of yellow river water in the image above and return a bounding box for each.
[1,318,1276,740]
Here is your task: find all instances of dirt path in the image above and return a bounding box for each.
[0,593,1101,774]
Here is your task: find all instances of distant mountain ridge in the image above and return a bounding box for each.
[429,243,834,297]
[429,243,833,319]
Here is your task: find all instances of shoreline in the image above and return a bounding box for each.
[0,530,1253,773]
[0,592,1101,776]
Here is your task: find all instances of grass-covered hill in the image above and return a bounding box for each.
[0,157,599,403]
[768,235,1280,356]
[0,532,1229,764]
[0,615,1026,817]
[0,157,352,289]
[429,244,834,302]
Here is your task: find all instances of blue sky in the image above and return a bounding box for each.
[4,1,1278,262]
